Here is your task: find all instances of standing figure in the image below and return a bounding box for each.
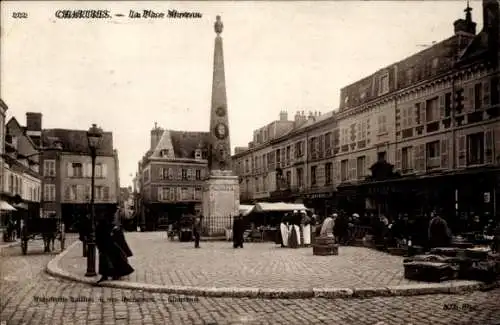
[232,214,244,248]
[291,211,301,246]
[302,211,312,246]
[96,218,134,283]
[280,214,290,247]
[111,224,133,258]
[428,214,452,249]
[320,214,335,238]
[193,215,202,248]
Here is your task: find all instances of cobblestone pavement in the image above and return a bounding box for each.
[59,232,441,289]
[1,237,500,325]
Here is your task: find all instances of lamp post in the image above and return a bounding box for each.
[85,124,103,277]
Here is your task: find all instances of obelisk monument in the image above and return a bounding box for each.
[202,15,240,236]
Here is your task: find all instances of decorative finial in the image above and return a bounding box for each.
[154,121,157,129]
[464,0,472,22]
[214,15,223,35]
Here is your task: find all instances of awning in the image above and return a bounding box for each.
[0,201,16,211]
[251,202,308,213]
[13,203,28,210]
[239,205,254,216]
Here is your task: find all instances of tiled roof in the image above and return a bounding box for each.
[169,130,210,159]
[42,128,114,156]
[458,31,489,65]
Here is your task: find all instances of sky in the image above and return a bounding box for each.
[1,1,484,188]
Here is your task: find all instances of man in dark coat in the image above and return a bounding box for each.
[193,215,202,248]
[428,214,452,249]
[232,214,244,248]
[96,218,134,283]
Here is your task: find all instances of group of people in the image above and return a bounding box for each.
[278,210,313,248]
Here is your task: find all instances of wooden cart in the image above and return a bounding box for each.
[20,216,65,255]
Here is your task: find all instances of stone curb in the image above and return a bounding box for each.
[0,240,20,251]
[46,241,497,299]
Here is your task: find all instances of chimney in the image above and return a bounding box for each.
[294,111,300,121]
[279,110,288,121]
[150,124,163,150]
[26,112,42,147]
[308,111,314,120]
[483,0,499,68]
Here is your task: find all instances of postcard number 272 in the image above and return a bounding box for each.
[12,12,28,19]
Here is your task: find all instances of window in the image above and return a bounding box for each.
[285,171,291,186]
[44,160,56,177]
[467,132,484,165]
[276,149,281,164]
[43,184,56,201]
[426,140,440,169]
[311,166,317,186]
[160,149,169,157]
[380,74,389,94]
[103,187,110,201]
[377,151,386,162]
[356,156,366,179]
[431,58,439,70]
[325,162,332,185]
[445,93,452,117]
[402,106,413,128]
[377,115,387,134]
[181,169,187,180]
[195,169,201,180]
[195,149,202,159]
[402,146,413,171]
[95,163,103,178]
[406,68,414,82]
[245,159,249,173]
[195,187,202,200]
[72,163,83,177]
[415,103,421,125]
[255,177,260,193]
[296,168,303,187]
[325,133,332,150]
[425,97,439,122]
[474,83,483,110]
[286,146,291,162]
[340,160,349,181]
[181,188,188,200]
[295,141,304,157]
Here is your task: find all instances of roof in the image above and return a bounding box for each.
[42,128,114,156]
[0,98,8,111]
[170,130,210,159]
[339,35,464,111]
[6,117,39,159]
[457,31,489,65]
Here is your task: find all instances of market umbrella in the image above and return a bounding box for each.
[0,201,16,211]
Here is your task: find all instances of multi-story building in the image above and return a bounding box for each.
[2,115,42,220]
[233,0,500,220]
[233,110,339,215]
[0,99,8,214]
[29,113,120,229]
[137,124,210,230]
[336,0,500,219]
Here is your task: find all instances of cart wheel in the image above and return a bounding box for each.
[21,240,28,255]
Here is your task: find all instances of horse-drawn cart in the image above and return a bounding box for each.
[20,216,65,255]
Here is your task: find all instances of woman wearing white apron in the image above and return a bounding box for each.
[280,214,290,247]
[302,211,312,246]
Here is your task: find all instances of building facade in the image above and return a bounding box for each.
[36,115,120,229]
[137,124,210,230]
[233,0,500,220]
[2,115,42,221]
[0,99,8,212]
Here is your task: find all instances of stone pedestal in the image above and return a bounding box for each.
[202,171,239,236]
[313,236,339,256]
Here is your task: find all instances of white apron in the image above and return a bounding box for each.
[302,224,311,245]
[280,223,289,246]
[294,225,301,245]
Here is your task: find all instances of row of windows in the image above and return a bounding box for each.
[241,129,497,194]
[158,187,203,201]
[159,168,204,181]
[57,184,111,202]
[3,171,41,201]
[43,160,108,178]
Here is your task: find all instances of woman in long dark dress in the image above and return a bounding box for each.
[232,214,244,248]
[112,224,133,258]
[96,218,134,283]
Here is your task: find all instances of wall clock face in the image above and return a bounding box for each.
[216,106,226,117]
[214,123,228,140]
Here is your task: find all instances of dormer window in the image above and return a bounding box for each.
[379,73,389,95]
[160,149,169,157]
[195,149,202,160]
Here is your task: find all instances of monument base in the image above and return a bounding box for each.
[202,171,239,236]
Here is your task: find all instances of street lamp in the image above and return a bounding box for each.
[85,124,103,277]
